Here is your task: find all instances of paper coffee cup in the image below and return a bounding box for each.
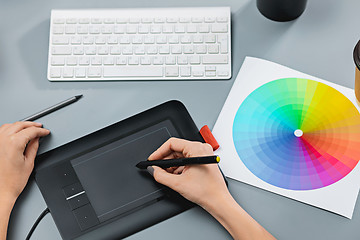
[354,40,360,106]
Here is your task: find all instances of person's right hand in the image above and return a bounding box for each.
[0,122,50,203]
[147,137,230,209]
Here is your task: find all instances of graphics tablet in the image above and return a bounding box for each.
[35,100,209,240]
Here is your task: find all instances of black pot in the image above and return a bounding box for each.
[257,0,308,22]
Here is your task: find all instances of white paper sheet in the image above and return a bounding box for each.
[213,57,360,219]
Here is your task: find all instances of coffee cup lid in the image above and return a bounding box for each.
[354,40,360,71]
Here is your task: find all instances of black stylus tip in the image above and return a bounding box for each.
[75,95,83,100]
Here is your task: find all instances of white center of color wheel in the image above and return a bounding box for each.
[294,129,303,137]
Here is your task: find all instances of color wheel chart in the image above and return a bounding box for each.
[233,78,360,190]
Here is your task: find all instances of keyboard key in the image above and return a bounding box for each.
[83,36,94,44]
[150,25,162,34]
[116,18,128,24]
[165,66,179,76]
[177,56,188,65]
[167,17,178,23]
[66,18,77,24]
[63,68,74,78]
[138,25,150,34]
[189,55,200,64]
[91,57,102,65]
[168,36,179,44]
[65,26,76,34]
[103,66,163,77]
[193,35,203,43]
[179,17,190,23]
[199,24,210,33]
[129,18,141,23]
[159,45,170,54]
[165,56,176,65]
[73,46,84,55]
[211,24,228,33]
[183,45,194,54]
[171,45,182,54]
[115,56,127,65]
[218,35,228,53]
[127,25,137,34]
[216,16,228,22]
[208,45,219,54]
[114,25,126,34]
[71,36,82,45]
[103,56,114,65]
[134,46,145,55]
[153,56,164,65]
[204,17,216,23]
[174,25,186,33]
[79,18,90,24]
[128,56,139,65]
[204,34,216,43]
[88,67,102,77]
[79,57,90,65]
[162,25,173,33]
[89,26,101,34]
[77,26,89,34]
[52,36,69,45]
[75,68,86,77]
[51,57,65,66]
[140,56,151,65]
[180,36,191,44]
[95,36,106,44]
[202,55,228,64]
[195,45,206,54]
[110,46,121,55]
[217,70,229,76]
[67,57,77,65]
[205,71,216,77]
[50,68,61,78]
[192,17,203,23]
[180,66,191,76]
[97,46,109,55]
[53,18,65,24]
[102,25,113,34]
[91,18,102,24]
[53,26,64,34]
[104,18,115,24]
[52,46,72,55]
[154,17,165,23]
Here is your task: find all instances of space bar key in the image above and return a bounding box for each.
[103,66,163,77]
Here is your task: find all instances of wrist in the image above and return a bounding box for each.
[199,190,235,215]
[0,191,17,209]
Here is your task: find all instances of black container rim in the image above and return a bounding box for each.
[353,40,360,71]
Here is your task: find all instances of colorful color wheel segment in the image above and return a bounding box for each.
[233,78,360,190]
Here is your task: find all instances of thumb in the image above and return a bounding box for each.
[148,166,181,191]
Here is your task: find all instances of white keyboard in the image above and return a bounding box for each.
[47,7,231,81]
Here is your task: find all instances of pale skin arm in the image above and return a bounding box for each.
[147,138,276,240]
[0,122,50,240]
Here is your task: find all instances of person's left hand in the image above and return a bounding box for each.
[0,122,50,203]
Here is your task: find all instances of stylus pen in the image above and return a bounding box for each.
[136,155,220,169]
[21,95,83,121]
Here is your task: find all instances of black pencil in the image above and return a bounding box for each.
[136,155,220,169]
[21,95,83,121]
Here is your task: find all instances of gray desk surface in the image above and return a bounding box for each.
[1,0,360,239]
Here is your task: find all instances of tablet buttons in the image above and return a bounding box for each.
[72,204,99,231]
[63,182,84,199]
[56,163,79,186]
[68,193,90,210]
